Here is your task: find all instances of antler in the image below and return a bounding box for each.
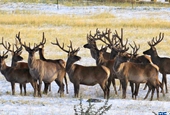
[0,37,11,56]
[0,37,13,52]
[16,32,46,50]
[34,32,46,49]
[129,41,140,57]
[51,38,70,53]
[52,38,80,54]
[148,33,164,47]
[113,28,128,48]
[87,28,101,41]
[101,28,113,45]
[68,41,80,54]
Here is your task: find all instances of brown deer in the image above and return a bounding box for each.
[0,42,37,96]
[128,42,154,99]
[84,28,124,93]
[143,33,170,93]
[38,44,68,94]
[16,32,65,97]
[51,39,110,99]
[113,47,164,101]
[96,46,118,95]
[1,38,30,95]
[83,28,111,65]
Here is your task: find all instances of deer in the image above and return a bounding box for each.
[128,42,156,99]
[51,38,110,99]
[143,33,170,93]
[38,44,68,94]
[83,28,111,65]
[0,38,30,95]
[16,32,65,97]
[84,28,124,93]
[0,41,37,96]
[113,45,164,101]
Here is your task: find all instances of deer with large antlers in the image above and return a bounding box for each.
[52,38,110,99]
[143,33,170,93]
[1,38,30,95]
[38,44,68,94]
[84,28,123,93]
[128,42,159,99]
[16,32,65,97]
[0,41,37,96]
[83,28,111,64]
[113,44,164,100]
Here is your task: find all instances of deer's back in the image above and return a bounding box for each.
[69,64,109,85]
[29,60,62,82]
[5,68,32,83]
[16,62,28,69]
[158,57,170,74]
[118,62,158,83]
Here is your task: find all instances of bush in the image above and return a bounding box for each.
[74,97,112,115]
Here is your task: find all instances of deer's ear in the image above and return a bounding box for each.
[34,47,39,52]
[24,47,29,52]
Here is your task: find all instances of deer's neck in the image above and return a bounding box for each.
[150,52,161,66]
[11,61,17,67]
[66,58,76,76]
[90,48,98,60]
[28,54,37,69]
[39,51,46,61]
[113,57,125,73]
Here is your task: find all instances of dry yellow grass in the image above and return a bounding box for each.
[0,12,170,62]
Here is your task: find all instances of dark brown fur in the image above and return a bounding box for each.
[52,39,110,99]
[114,53,164,101]
[0,55,37,96]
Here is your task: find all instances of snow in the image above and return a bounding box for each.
[0,2,170,115]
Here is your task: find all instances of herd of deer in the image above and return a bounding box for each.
[0,28,169,101]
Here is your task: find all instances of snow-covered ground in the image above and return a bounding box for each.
[0,2,170,115]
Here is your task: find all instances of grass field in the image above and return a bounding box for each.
[0,2,170,61]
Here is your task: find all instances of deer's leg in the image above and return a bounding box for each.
[73,83,79,98]
[23,83,26,96]
[121,78,128,99]
[159,81,165,97]
[11,82,15,95]
[143,84,147,90]
[59,82,64,97]
[55,79,61,93]
[38,79,42,97]
[130,82,134,99]
[33,80,37,97]
[19,84,22,95]
[55,79,64,97]
[43,83,49,94]
[135,83,140,99]
[100,83,107,99]
[156,85,159,100]
[111,78,117,95]
[150,88,155,101]
[163,74,168,93]
[30,80,36,97]
[144,84,151,100]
